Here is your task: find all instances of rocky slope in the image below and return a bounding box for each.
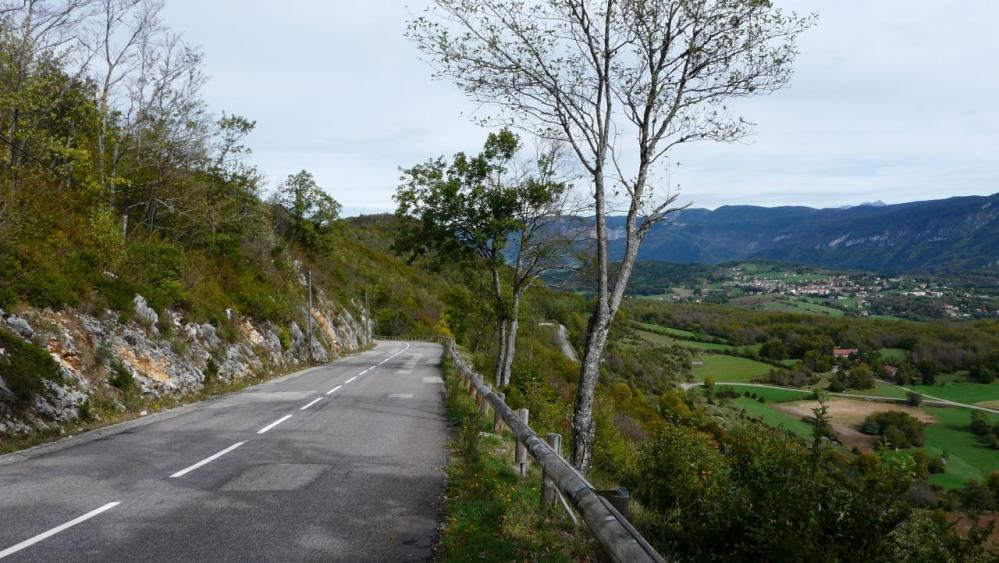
[0,291,371,437]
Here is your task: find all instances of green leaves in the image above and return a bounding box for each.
[274,170,342,248]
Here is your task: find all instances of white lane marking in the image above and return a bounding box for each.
[257,414,293,434]
[300,397,323,410]
[388,394,414,399]
[345,376,357,384]
[422,376,444,384]
[325,385,342,396]
[0,502,120,559]
[374,342,411,368]
[170,442,247,478]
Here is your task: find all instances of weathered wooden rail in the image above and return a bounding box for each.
[430,337,666,563]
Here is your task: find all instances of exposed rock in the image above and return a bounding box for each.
[0,288,370,437]
[0,377,12,403]
[290,321,304,347]
[4,315,33,339]
[133,294,159,334]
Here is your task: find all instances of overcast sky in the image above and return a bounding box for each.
[161,1,999,214]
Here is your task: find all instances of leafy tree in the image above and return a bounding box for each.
[970,363,996,384]
[395,129,574,386]
[863,411,925,448]
[969,411,990,436]
[810,395,831,478]
[274,170,341,248]
[847,363,877,390]
[760,338,787,361]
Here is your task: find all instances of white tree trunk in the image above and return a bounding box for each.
[500,295,520,386]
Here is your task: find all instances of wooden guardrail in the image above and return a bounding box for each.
[433,338,666,563]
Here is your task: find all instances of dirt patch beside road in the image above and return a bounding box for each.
[778,399,936,451]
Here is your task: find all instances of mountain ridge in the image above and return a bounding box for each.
[604,193,999,273]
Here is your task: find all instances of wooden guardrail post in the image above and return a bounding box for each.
[493,392,505,434]
[597,488,632,520]
[515,408,530,477]
[541,433,562,507]
[478,385,491,415]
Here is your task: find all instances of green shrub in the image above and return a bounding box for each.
[108,358,135,395]
[123,240,184,310]
[77,400,92,421]
[627,423,734,545]
[862,411,925,448]
[277,325,292,350]
[0,327,62,406]
[203,359,218,388]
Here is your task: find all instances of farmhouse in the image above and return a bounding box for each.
[833,348,858,359]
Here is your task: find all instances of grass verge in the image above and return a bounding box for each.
[438,356,603,562]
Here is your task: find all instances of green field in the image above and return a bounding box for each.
[731,397,814,438]
[838,381,910,400]
[761,299,845,317]
[869,314,904,321]
[731,295,845,317]
[878,348,907,362]
[911,381,999,406]
[921,407,999,489]
[693,354,773,382]
[633,321,700,339]
[721,384,814,403]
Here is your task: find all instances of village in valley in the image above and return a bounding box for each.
[629,261,999,321]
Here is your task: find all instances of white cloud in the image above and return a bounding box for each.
[162,0,999,213]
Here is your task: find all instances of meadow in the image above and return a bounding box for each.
[693,354,774,382]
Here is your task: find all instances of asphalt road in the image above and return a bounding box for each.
[0,340,447,562]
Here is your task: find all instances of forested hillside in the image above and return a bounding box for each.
[607,194,999,273]
[0,4,457,438]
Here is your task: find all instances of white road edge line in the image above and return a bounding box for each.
[300,397,323,410]
[169,441,246,478]
[345,376,357,384]
[257,414,293,434]
[0,502,120,559]
[325,385,342,396]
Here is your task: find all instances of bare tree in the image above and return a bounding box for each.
[85,0,160,211]
[409,0,813,472]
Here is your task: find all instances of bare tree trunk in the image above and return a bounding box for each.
[500,294,520,386]
[572,170,610,473]
[494,318,508,387]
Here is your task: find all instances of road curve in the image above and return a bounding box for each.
[0,341,447,562]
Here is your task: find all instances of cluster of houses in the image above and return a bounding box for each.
[832,347,900,380]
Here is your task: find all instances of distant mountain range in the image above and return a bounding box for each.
[605,193,999,273]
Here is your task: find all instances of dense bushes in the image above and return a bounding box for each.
[625,421,930,561]
[862,411,926,448]
[0,327,62,406]
[969,411,999,449]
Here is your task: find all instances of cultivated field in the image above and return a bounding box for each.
[779,399,936,451]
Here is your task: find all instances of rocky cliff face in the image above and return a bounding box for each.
[0,291,371,437]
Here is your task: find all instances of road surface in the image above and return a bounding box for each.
[0,341,447,562]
